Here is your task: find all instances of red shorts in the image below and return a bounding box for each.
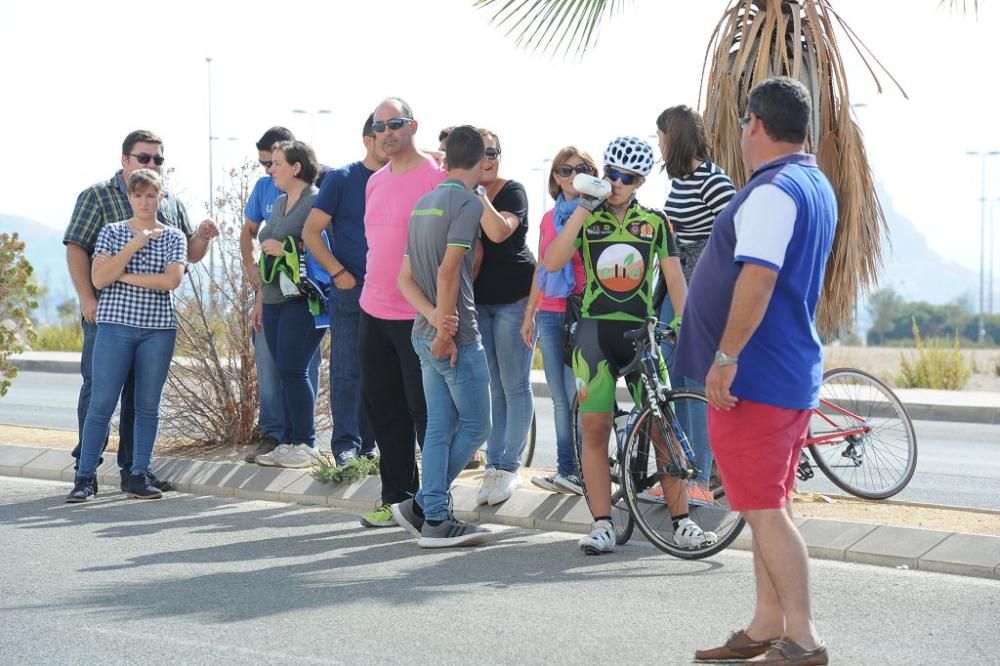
[708,399,811,512]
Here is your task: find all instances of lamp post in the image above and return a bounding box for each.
[991,198,1000,315]
[966,150,1000,342]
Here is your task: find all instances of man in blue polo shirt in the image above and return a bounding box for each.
[303,113,387,468]
[680,78,835,666]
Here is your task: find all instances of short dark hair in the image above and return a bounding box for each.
[272,140,319,184]
[747,77,811,144]
[444,126,485,171]
[656,105,711,180]
[256,126,295,152]
[362,113,375,138]
[122,130,162,156]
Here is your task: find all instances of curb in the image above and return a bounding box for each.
[2,444,998,580]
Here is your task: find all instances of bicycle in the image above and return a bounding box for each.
[797,368,918,499]
[572,316,745,560]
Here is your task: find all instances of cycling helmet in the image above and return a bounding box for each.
[603,135,655,177]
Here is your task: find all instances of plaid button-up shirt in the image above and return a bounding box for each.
[63,170,193,254]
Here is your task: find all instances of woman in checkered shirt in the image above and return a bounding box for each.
[65,169,186,503]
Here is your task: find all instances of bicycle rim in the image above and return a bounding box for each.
[621,395,744,560]
[572,399,634,545]
[809,368,918,499]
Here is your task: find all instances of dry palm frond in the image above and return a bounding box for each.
[701,0,905,336]
[473,0,626,59]
[939,0,978,14]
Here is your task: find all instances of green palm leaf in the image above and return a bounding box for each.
[474,0,626,58]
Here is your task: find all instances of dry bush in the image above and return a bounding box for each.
[897,321,972,391]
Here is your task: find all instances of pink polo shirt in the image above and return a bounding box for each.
[537,208,585,312]
[360,156,447,320]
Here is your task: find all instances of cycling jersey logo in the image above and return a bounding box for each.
[595,243,644,293]
[627,222,655,239]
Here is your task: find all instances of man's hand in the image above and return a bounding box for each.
[705,362,738,410]
[244,261,261,289]
[429,308,459,337]
[252,297,264,332]
[80,294,98,324]
[197,218,220,240]
[431,335,458,367]
[260,239,285,257]
[333,270,357,290]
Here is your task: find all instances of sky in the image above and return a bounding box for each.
[0,0,997,280]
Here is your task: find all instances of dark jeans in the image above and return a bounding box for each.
[262,298,327,446]
[72,318,135,472]
[328,283,376,458]
[358,311,426,505]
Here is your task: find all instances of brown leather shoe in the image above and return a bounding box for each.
[745,638,828,665]
[694,629,778,662]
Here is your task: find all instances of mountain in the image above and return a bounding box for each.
[0,214,74,323]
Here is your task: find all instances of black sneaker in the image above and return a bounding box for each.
[125,472,163,500]
[66,476,98,503]
[245,435,280,463]
[417,516,492,548]
[334,450,358,467]
[391,498,425,538]
[121,469,173,492]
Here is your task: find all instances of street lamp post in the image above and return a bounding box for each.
[966,150,1000,342]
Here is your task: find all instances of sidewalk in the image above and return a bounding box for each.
[10,352,1000,424]
[2,442,998,580]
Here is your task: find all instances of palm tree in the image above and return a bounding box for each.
[473,0,971,335]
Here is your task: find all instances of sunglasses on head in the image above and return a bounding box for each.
[371,117,413,133]
[554,163,594,178]
[130,153,165,166]
[604,166,639,186]
[484,147,501,160]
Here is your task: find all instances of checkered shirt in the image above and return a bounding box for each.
[94,222,187,329]
[64,170,193,254]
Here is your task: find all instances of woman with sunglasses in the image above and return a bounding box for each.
[472,128,537,506]
[542,136,717,554]
[520,146,597,496]
[651,105,737,508]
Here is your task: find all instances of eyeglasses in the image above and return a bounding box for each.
[371,117,413,133]
[259,159,273,169]
[554,163,594,178]
[739,113,752,130]
[604,166,639,186]
[130,153,165,166]
[484,148,502,161]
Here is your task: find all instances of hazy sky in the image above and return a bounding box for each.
[0,0,996,276]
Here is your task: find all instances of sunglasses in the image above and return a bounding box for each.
[554,163,594,178]
[604,166,639,186]
[484,147,502,161]
[739,113,752,129]
[130,153,165,166]
[259,159,273,169]
[372,117,413,133]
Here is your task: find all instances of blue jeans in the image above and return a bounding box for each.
[328,283,376,458]
[477,298,535,473]
[660,297,711,484]
[536,309,578,478]
[72,318,134,471]
[412,336,492,521]
[254,327,320,442]
[77,324,176,478]
[262,298,327,446]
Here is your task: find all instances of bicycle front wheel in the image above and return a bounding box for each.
[572,399,634,545]
[809,368,917,499]
[621,391,744,560]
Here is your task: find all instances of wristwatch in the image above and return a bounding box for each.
[475,185,487,197]
[714,350,739,366]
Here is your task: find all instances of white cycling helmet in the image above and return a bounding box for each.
[603,135,655,177]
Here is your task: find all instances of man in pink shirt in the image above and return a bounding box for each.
[359,97,448,528]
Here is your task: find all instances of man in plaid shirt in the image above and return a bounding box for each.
[63,129,220,491]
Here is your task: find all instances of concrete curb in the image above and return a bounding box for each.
[3,444,998,580]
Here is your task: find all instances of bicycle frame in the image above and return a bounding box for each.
[806,398,872,446]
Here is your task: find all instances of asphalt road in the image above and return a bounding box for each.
[3,371,999,510]
[2,476,998,666]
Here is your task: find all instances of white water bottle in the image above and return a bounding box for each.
[573,173,612,199]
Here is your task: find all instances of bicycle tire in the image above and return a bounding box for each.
[809,368,917,499]
[522,414,537,467]
[621,391,744,560]
[572,399,634,545]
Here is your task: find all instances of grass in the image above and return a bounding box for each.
[896,321,972,390]
[31,323,83,351]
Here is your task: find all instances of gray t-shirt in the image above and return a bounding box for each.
[258,184,318,304]
[406,179,484,345]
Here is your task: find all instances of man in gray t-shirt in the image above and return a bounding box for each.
[393,126,494,548]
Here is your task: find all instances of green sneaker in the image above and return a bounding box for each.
[361,503,397,528]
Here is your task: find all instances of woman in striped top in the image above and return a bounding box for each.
[654,105,736,507]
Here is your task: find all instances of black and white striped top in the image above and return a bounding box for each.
[664,160,736,243]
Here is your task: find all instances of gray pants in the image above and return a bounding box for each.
[678,238,709,283]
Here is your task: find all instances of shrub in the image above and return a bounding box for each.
[311,454,380,484]
[896,320,972,390]
[0,232,39,396]
[32,323,84,351]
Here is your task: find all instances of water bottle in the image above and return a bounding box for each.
[573,173,612,199]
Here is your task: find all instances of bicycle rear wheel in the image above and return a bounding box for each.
[621,391,744,560]
[572,399,634,545]
[809,368,917,499]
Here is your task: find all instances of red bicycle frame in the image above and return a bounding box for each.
[805,398,871,446]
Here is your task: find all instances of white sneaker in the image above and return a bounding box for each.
[256,444,292,467]
[552,473,583,496]
[488,469,520,505]
[274,443,321,469]
[477,469,497,505]
[579,519,616,555]
[674,517,719,549]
